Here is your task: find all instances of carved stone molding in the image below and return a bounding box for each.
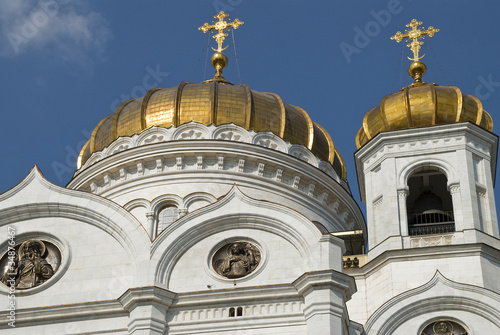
[78,123,336,177]
[398,189,409,198]
[410,235,454,248]
[119,286,176,335]
[448,184,461,194]
[373,196,383,209]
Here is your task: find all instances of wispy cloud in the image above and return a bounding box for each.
[0,0,111,66]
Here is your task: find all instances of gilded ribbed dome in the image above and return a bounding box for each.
[356,83,493,148]
[78,81,347,179]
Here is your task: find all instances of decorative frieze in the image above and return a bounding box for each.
[317,192,328,205]
[307,183,315,197]
[68,125,359,227]
[103,172,111,186]
[137,161,144,176]
[169,301,303,323]
[119,167,126,181]
[217,155,224,170]
[238,158,245,172]
[176,156,183,170]
[275,168,283,182]
[197,155,204,170]
[77,148,352,225]
[156,157,163,172]
[78,123,339,180]
[257,163,265,177]
[410,234,453,248]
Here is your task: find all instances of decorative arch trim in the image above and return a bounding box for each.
[183,192,217,210]
[150,194,183,214]
[365,271,500,334]
[398,158,458,189]
[151,185,328,286]
[0,166,150,258]
[123,198,151,212]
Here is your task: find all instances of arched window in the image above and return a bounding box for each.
[157,206,179,234]
[228,307,243,317]
[406,167,455,236]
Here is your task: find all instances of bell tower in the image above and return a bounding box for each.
[354,20,498,257]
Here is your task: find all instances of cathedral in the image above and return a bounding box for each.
[0,13,499,335]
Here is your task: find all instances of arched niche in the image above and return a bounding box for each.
[406,166,455,236]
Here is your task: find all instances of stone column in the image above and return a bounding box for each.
[293,270,356,335]
[119,286,176,335]
[448,183,463,231]
[398,188,409,237]
[146,212,155,239]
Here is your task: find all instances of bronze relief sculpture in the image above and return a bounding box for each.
[0,239,60,290]
[421,320,468,335]
[212,241,261,279]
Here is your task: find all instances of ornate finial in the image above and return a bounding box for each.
[198,11,244,84]
[199,11,244,52]
[391,19,439,83]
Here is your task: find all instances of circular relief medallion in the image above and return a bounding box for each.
[421,320,468,335]
[212,241,261,279]
[0,239,61,290]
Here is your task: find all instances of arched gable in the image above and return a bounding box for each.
[151,185,345,291]
[0,167,152,305]
[365,271,500,334]
[0,166,150,257]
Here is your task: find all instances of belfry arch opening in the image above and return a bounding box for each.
[406,167,455,236]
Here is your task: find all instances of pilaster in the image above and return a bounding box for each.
[293,270,356,335]
[119,286,176,335]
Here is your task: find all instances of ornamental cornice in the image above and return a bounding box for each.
[292,269,356,302]
[356,122,497,168]
[77,122,339,178]
[67,128,365,231]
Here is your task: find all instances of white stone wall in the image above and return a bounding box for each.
[69,125,365,238]
[347,243,500,330]
[355,123,499,254]
[0,167,356,335]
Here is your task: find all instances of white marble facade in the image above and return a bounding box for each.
[0,120,499,335]
[0,125,361,334]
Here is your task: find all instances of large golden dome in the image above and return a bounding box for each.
[78,81,347,179]
[355,82,493,148]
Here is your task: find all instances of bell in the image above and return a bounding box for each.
[412,191,452,224]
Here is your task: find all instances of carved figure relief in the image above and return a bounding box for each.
[0,239,61,290]
[212,242,261,279]
[421,320,468,335]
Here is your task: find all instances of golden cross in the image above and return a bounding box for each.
[391,19,439,61]
[199,11,244,52]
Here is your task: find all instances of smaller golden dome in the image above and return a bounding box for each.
[356,83,493,148]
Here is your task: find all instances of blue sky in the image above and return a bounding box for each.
[0,0,499,222]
